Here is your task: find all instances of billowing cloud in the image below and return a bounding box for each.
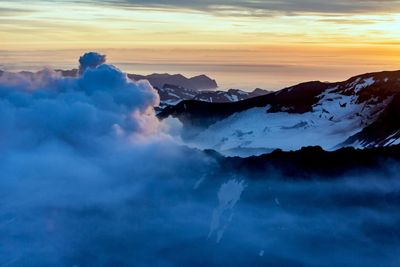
[0,52,399,267]
[79,52,106,74]
[0,52,160,146]
[0,52,218,266]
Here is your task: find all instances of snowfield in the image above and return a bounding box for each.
[185,84,391,156]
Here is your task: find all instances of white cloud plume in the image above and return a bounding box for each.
[0,52,161,150]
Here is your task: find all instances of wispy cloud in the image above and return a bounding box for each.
[1,0,399,72]
[0,6,35,16]
[92,0,400,15]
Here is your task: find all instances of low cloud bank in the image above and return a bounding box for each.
[0,53,399,267]
[0,52,212,266]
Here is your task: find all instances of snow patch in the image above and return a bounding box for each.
[208,179,246,243]
[224,93,238,102]
[354,77,375,93]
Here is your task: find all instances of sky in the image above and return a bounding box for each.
[1,0,400,89]
[1,5,400,266]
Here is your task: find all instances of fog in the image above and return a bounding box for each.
[0,53,399,267]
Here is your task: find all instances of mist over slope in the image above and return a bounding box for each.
[0,53,399,267]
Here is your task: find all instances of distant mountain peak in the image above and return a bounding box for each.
[128,73,217,91]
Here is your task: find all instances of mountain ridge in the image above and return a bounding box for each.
[128,73,218,91]
[159,69,400,156]
[207,144,400,179]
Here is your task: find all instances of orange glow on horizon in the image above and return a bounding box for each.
[0,1,399,89]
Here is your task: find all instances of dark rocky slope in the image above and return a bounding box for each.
[208,144,400,179]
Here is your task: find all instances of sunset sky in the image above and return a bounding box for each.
[1,0,400,89]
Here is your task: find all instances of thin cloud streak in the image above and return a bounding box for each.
[92,0,400,15]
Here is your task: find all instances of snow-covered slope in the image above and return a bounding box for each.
[161,70,400,156]
[189,87,389,156]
